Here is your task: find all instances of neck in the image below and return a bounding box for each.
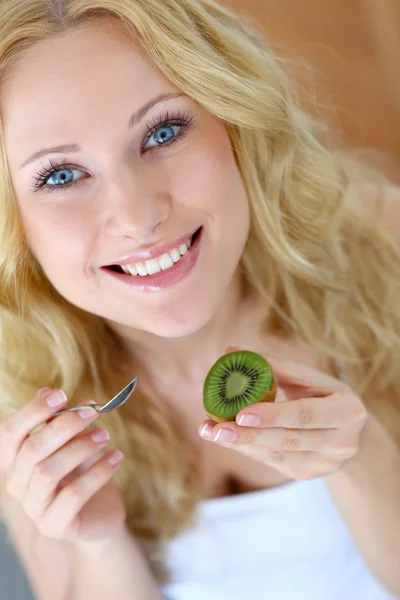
[107,273,264,384]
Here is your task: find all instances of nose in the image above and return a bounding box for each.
[100,169,172,240]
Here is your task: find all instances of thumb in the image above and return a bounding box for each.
[275,387,289,402]
[223,345,243,354]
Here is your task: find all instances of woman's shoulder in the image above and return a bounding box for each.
[350,182,400,248]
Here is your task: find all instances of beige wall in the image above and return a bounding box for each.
[223,0,400,183]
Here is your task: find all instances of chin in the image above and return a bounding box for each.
[139,302,217,339]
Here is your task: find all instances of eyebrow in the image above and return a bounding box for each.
[18,91,186,170]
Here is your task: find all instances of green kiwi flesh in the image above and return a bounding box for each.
[203,350,277,423]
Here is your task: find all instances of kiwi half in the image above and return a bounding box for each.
[203,350,277,423]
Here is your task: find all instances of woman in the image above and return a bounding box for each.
[0,1,399,599]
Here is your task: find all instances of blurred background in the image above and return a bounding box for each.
[1,1,400,599]
[224,0,400,183]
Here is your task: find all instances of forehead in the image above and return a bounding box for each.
[1,20,177,165]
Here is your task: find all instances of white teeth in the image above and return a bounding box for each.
[121,264,139,276]
[170,248,180,263]
[116,233,196,276]
[145,258,162,275]
[127,265,137,276]
[136,263,147,276]
[158,253,174,270]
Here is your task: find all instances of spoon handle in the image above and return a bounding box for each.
[52,376,139,417]
[53,404,102,417]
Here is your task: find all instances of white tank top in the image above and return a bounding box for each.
[161,476,397,600]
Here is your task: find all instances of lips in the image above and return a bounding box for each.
[104,227,201,268]
[101,224,203,291]
[105,227,202,272]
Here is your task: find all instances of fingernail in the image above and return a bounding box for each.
[38,387,52,396]
[46,390,68,407]
[77,407,97,419]
[91,429,110,443]
[225,345,240,353]
[237,414,260,426]
[108,450,124,466]
[214,429,237,443]
[200,423,214,439]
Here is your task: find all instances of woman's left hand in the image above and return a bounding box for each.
[198,348,369,480]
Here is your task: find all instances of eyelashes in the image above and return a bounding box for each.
[31,109,195,194]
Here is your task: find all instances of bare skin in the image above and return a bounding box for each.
[0,18,309,498]
[1,16,400,598]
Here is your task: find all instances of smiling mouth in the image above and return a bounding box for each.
[106,227,202,277]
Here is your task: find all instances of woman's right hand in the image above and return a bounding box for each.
[0,387,126,542]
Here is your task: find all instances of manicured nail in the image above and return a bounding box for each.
[237,414,261,426]
[91,429,110,443]
[225,345,240,353]
[200,423,214,439]
[38,387,52,396]
[77,407,97,419]
[108,450,124,466]
[214,429,237,443]
[46,390,68,407]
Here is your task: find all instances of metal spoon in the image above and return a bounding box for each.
[53,376,139,416]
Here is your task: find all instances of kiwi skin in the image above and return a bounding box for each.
[203,351,278,423]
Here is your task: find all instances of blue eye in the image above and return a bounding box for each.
[32,159,87,193]
[46,167,85,187]
[31,110,194,193]
[144,124,181,150]
[142,110,194,152]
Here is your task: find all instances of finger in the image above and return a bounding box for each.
[253,448,341,480]
[225,345,348,392]
[223,346,349,404]
[275,388,289,403]
[22,428,110,519]
[58,447,107,488]
[234,392,361,430]
[263,354,349,392]
[207,430,341,479]
[6,405,99,500]
[37,450,124,539]
[0,388,68,470]
[207,422,359,456]
[224,345,241,354]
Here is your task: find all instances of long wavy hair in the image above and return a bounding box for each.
[0,0,399,583]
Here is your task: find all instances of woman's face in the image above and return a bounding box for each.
[1,19,250,338]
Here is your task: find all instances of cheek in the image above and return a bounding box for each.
[202,143,250,235]
[18,203,88,272]
[177,134,249,220]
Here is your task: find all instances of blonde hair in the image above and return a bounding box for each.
[0,0,399,583]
